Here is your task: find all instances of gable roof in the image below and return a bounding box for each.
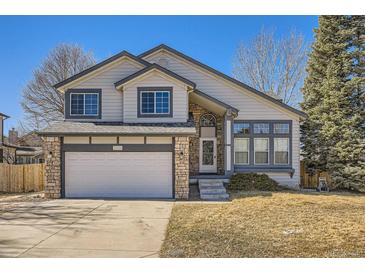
[54,51,150,89]
[139,44,306,118]
[192,89,239,115]
[114,63,196,89]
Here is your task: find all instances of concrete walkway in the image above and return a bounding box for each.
[0,199,173,258]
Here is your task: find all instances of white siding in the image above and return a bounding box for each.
[123,72,188,123]
[68,59,143,121]
[144,51,301,187]
[144,52,297,120]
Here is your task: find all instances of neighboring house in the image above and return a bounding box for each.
[0,115,44,164]
[12,130,44,164]
[0,112,17,164]
[39,44,306,199]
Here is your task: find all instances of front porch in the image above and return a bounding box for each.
[188,89,238,183]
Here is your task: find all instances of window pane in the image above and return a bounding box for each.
[234,138,249,164]
[234,123,250,134]
[274,123,289,134]
[274,138,289,164]
[71,94,84,115]
[156,92,169,114]
[254,123,269,134]
[85,94,98,115]
[141,92,154,113]
[255,152,269,164]
[254,138,269,164]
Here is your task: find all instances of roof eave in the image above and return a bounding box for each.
[192,89,239,115]
[53,51,150,90]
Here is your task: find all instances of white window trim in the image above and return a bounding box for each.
[70,93,99,116]
[234,138,250,165]
[254,138,270,165]
[274,137,290,165]
[140,90,170,115]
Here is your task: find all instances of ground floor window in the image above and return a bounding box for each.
[234,138,249,164]
[274,138,289,164]
[254,138,269,164]
[233,120,292,167]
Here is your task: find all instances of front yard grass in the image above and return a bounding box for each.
[160,191,365,257]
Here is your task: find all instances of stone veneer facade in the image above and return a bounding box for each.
[189,103,224,175]
[174,136,190,199]
[43,137,62,198]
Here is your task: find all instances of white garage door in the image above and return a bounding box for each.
[65,152,173,198]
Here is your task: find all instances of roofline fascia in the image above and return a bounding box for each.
[139,44,307,118]
[114,63,196,89]
[53,51,150,89]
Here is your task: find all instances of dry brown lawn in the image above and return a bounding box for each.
[160,191,365,258]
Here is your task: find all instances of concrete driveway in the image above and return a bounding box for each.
[0,199,173,258]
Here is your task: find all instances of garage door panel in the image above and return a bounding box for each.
[65,152,172,198]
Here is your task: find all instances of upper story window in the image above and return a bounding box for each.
[70,93,99,116]
[138,87,172,117]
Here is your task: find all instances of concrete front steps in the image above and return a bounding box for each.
[198,179,229,201]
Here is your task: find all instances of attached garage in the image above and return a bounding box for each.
[64,151,173,198]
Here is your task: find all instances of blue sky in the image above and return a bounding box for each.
[0,16,318,133]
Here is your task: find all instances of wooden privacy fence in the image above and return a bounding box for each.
[0,163,44,193]
[300,161,332,189]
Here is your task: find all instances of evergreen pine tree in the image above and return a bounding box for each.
[301,16,346,173]
[327,16,365,191]
[301,16,365,191]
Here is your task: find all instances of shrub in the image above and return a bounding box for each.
[227,173,279,191]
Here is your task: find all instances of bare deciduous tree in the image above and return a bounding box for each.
[233,28,308,106]
[21,44,96,130]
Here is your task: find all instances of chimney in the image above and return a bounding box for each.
[8,128,18,144]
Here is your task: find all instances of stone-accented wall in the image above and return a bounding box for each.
[174,136,189,199]
[43,137,62,198]
[189,103,224,175]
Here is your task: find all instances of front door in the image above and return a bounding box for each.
[199,138,217,173]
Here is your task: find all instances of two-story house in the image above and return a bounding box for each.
[39,44,306,199]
